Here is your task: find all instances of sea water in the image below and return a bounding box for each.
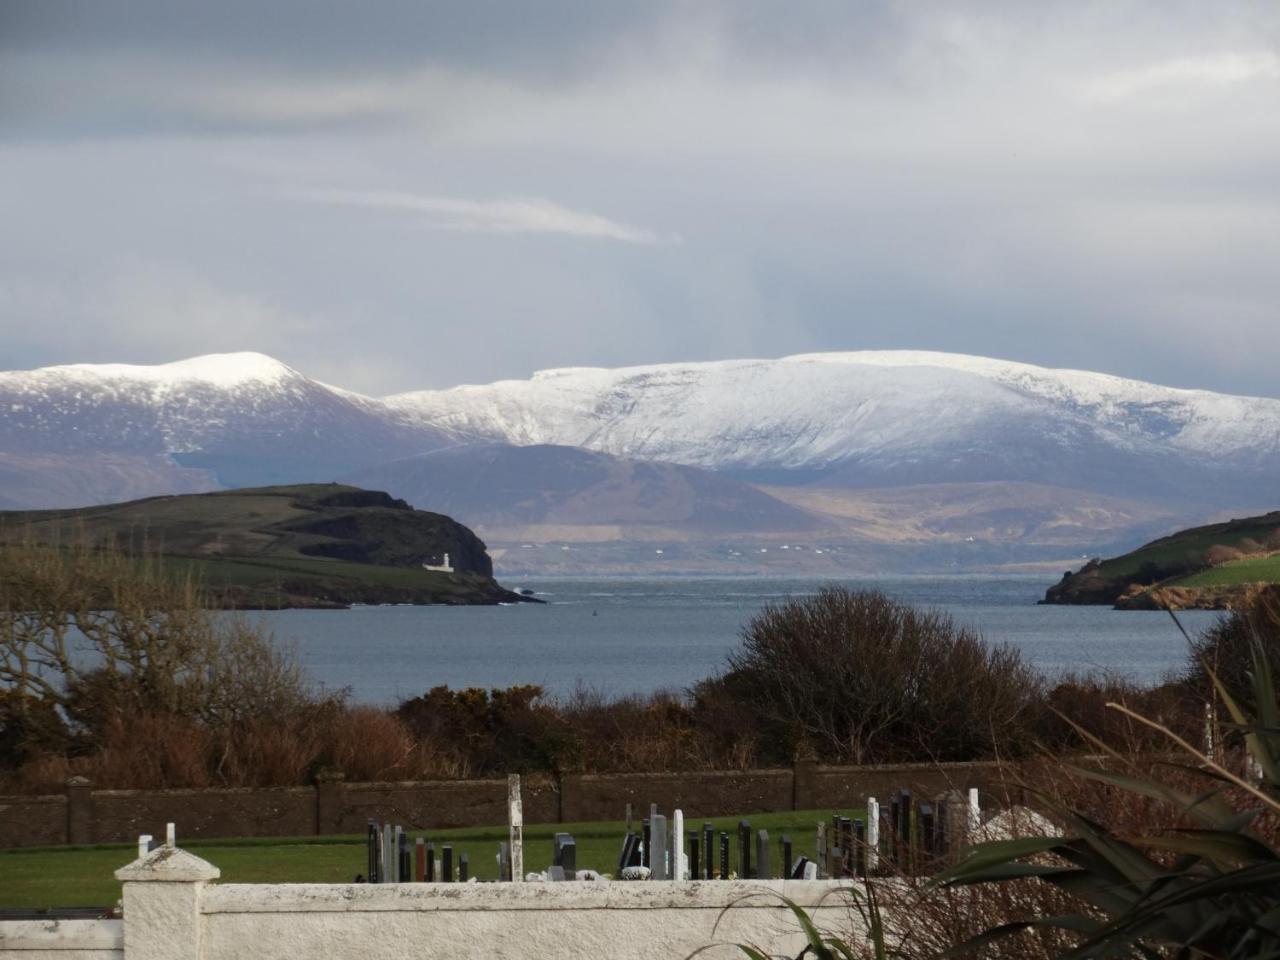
[252,577,1222,705]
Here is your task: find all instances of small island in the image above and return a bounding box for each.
[1043,510,1280,609]
[0,483,537,608]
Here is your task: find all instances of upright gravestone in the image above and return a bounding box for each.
[366,822,378,883]
[815,821,827,879]
[618,832,639,873]
[781,834,792,878]
[866,797,881,873]
[650,814,668,880]
[919,804,936,857]
[854,819,866,877]
[382,824,395,884]
[738,821,751,879]
[703,823,715,880]
[672,809,686,880]
[719,832,730,880]
[509,774,524,883]
[689,832,700,880]
[755,829,770,880]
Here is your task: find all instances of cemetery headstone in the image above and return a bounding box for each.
[672,809,686,880]
[867,798,881,873]
[920,804,936,857]
[854,819,867,877]
[689,832,700,880]
[815,822,827,879]
[755,829,770,880]
[703,823,715,880]
[650,815,668,880]
[367,822,379,883]
[509,774,524,883]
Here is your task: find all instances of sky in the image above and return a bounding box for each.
[1,1,1277,398]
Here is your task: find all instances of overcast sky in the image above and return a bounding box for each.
[1,1,1277,397]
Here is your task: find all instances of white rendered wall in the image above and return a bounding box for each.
[0,849,868,960]
[200,880,863,960]
[0,918,122,959]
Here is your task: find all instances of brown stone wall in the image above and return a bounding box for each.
[334,776,559,833]
[812,761,1020,810]
[0,762,1033,848]
[0,794,65,848]
[561,769,794,823]
[89,787,314,844]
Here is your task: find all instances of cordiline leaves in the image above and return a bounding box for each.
[1140,829,1279,867]
[939,835,1068,884]
[1063,763,1237,830]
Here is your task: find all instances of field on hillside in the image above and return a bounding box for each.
[1173,554,1280,588]
[0,810,844,909]
[1081,514,1280,580]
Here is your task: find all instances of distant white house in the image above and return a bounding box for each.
[422,552,453,573]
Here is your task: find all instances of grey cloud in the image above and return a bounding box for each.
[1,1,1279,401]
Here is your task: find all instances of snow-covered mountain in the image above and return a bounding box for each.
[1,350,1275,525]
[384,352,1280,500]
[0,352,454,490]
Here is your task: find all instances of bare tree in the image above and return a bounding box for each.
[0,531,310,734]
[723,587,1039,764]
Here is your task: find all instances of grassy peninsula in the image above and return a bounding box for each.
[1043,510,1280,609]
[0,483,529,608]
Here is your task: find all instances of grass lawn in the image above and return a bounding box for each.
[1172,553,1280,588]
[0,809,852,910]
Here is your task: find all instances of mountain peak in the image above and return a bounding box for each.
[16,351,299,389]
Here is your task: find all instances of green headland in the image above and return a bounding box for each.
[0,483,531,608]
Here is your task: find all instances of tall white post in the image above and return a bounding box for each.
[866,798,879,872]
[509,773,524,882]
[967,788,981,838]
[672,809,686,880]
[165,823,176,848]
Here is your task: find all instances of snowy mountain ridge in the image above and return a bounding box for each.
[384,350,1280,472]
[1,349,1277,510]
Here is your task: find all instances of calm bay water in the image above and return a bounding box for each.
[253,577,1222,705]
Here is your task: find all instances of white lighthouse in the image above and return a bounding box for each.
[422,552,454,573]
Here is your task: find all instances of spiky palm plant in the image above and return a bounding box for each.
[940,619,1280,959]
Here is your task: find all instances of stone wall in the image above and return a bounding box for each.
[0,760,1015,848]
[0,847,866,960]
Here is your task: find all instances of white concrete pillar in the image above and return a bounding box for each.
[509,773,524,882]
[115,847,220,960]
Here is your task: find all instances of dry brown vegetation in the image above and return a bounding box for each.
[3,534,1276,795]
